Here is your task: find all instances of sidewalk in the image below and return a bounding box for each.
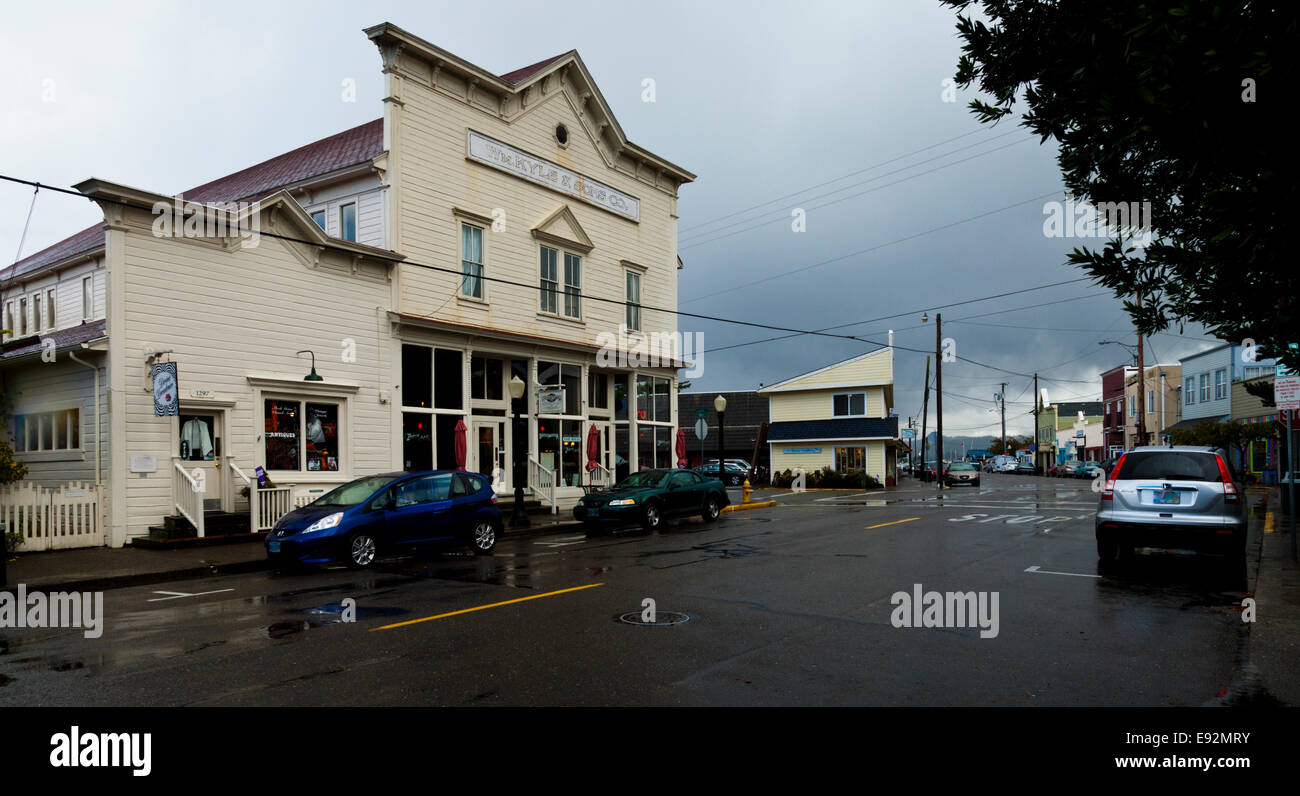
[1244,486,1300,706]
[1,513,583,595]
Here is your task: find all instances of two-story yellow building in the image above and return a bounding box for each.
[760,348,900,485]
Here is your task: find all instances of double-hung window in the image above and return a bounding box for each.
[82,276,93,320]
[33,293,41,332]
[1214,369,1227,400]
[461,223,484,299]
[539,246,558,313]
[1199,373,1210,403]
[562,252,581,318]
[625,271,642,331]
[1184,377,1195,405]
[339,203,357,242]
[18,297,27,336]
[46,290,55,331]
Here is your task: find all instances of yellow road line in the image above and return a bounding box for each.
[1265,512,1275,533]
[371,583,606,631]
[865,517,920,529]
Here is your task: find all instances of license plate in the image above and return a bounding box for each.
[268,541,280,552]
[1154,490,1181,505]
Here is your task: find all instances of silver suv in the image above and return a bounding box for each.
[1095,446,1245,560]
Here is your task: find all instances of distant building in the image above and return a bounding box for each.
[1100,363,1137,457]
[1124,365,1181,447]
[1177,343,1276,426]
[677,391,767,470]
[760,348,900,485]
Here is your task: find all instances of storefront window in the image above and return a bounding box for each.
[614,375,628,421]
[471,356,504,401]
[434,349,463,410]
[265,400,300,470]
[402,345,431,408]
[562,419,581,486]
[403,413,432,471]
[304,403,339,472]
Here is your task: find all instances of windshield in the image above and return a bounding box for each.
[312,475,395,507]
[616,470,671,489]
[949,463,976,471]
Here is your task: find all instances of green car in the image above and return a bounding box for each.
[574,468,731,532]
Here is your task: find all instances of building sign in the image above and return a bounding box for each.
[467,130,640,221]
[537,385,565,415]
[129,455,157,473]
[783,447,822,454]
[152,362,179,417]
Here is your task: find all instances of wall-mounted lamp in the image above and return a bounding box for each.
[297,350,324,381]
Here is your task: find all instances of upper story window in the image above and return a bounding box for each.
[625,271,642,331]
[32,293,41,332]
[1244,366,1261,379]
[1184,376,1195,404]
[18,297,27,336]
[310,210,326,230]
[1147,390,1154,413]
[339,203,357,242]
[563,252,581,318]
[1199,373,1210,403]
[46,289,55,331]
[539,246,558,314]
[3,301,11,339]
[832,392,867,417]
[1214,368,1227,400]
[82,276,93,321]
[461,223,484,299]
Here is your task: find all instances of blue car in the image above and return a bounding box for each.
[265,471,503,569]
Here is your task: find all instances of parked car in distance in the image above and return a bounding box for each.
[1095,446,1246,561]
[575,468,730,532]
[266,471,503,569]
[695,461,750,486]
[1057,460,1084,478]
[944,462,980,487]
[1015,460,1038,475]
[918,460,940,482]
[1080,462,1105,481]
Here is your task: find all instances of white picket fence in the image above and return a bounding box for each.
[0,481,103,551]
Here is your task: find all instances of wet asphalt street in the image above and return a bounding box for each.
[0,474,1259,706]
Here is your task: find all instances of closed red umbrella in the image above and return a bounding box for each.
[675,428,687,468]
[454,418,467,471]
[586,424,600,475]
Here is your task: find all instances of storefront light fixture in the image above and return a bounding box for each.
[297,349,324,381]
[714,395,727,413]
[508,374,526,401]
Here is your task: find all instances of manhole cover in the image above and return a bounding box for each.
[616,611,692,627]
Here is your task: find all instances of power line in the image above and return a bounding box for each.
[679,134,1031,247]
[679,127,997,234]
[680,190,1065,305]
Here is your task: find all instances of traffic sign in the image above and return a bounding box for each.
[696,408,708,419]
[694,419,708,440]
[1276,376,1300,410]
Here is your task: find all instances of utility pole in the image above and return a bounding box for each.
[936,313,944,488]
[1136,290,1147,446]
[1033,373,1039,472]
[920,356,931,480]
[999,381,1007,457]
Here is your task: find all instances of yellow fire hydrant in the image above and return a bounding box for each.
[742,478,753,505]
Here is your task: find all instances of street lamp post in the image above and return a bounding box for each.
[508,375,530,528]
[714,395,727,486]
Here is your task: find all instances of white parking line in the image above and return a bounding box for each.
[1024,565,1101,579]
[147,588,235,602]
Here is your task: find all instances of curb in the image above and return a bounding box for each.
[721,500,777,513]
[1,557,271,597]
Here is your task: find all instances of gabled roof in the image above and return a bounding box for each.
[499,53,571,85]
[3,118,385,281]
[758,347,892,393]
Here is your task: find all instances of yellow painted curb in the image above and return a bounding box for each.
[722,501,778,513]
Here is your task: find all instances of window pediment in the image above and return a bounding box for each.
[530,205,593,254]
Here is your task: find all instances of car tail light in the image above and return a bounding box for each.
[1215,455,1239,504]
[491,495,498,504]
[1102,453,1126,500]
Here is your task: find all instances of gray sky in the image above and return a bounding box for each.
[0,0,1220,441]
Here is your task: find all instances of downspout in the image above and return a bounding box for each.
[68,348,101,488]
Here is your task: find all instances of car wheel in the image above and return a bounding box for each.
[471,520,498,555]
[346,531,378,569]
[641,501,662,532]
[1096,533,1124,562]
[701,496,721,523]
[729,475,742,486]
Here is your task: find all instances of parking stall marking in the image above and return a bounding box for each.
[865,518,921,529]
[147,589,235,602]
[1024,565,1101,579]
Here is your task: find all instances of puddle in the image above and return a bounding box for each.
[301,603,409,620]
[266,621,322,639]
[0,674,11,688]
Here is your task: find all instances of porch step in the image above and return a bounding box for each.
[152,511,251,539]
[132,531,267,550]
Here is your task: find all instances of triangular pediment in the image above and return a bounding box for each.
[531,204,593,253]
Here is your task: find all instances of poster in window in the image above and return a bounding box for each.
[152,362,179,417]
[264,400,299,471]
[304,403,339,472]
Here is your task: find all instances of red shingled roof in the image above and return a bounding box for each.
[3,118,385,280]
[499,53,569,84]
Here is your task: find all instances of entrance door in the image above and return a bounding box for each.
[178,411,223,511]
[473,421,503,486]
